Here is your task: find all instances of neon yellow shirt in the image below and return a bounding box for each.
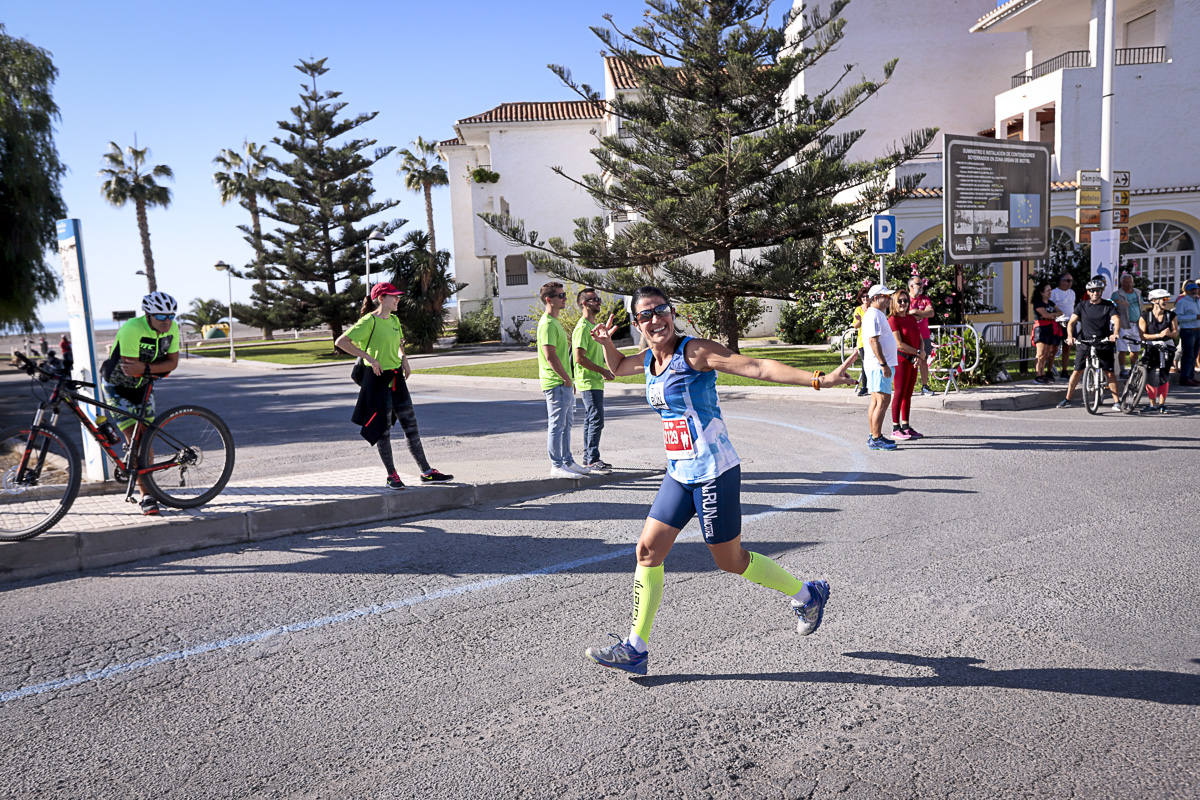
[107,315,181,389]
[853,306,866,349]
[536,313,571,390]
[347,313,405,371]
[571,318,606,391]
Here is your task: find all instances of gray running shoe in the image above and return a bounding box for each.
[792,580,830,636]
[585,634,648,675]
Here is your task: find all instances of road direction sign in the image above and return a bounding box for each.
[1077,189,1101,206]
[872,214,897,254]
[1077,208,1101,225]
[1113,170,1131,188]
[1111,208,1129,225]
[1113,190,1130,206]
[1077,169,1101,188]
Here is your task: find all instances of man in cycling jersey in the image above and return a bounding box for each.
[1057,279,1121,410]
[101,291,181,515]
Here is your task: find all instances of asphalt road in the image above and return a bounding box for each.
[1,368,1198,798]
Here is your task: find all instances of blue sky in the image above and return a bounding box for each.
[9,0,791,327]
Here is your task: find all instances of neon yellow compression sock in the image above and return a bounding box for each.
[628,563,664,651]
[740,551,803,596]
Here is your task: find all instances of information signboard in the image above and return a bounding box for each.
[943,134,1050,263]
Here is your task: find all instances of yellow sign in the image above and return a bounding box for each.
[1076,189,1101,206]
[1113,190,1130,206]
[1076,208,1101,225]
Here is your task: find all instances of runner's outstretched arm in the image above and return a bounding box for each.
[687,339,858,388]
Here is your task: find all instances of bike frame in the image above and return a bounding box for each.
[17,370,182,502]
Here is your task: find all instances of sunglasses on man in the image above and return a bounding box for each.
[634,303,673,323]
[152,313,175,321]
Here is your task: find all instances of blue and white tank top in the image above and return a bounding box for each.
[644,336,740,484]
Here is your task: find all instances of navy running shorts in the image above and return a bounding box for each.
[648,465,741,544]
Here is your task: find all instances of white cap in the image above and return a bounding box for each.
[867,284,894,298]
[1148,289,1171,300]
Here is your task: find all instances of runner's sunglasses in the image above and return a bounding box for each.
[634,303,673,323]
[152,313,175,321]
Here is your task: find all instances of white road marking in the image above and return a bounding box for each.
[1,417,863,704]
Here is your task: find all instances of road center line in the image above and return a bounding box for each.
[1,416,863,704]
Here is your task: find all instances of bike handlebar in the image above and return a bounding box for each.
[13,351,100,389]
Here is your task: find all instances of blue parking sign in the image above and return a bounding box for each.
[872,214,897,254]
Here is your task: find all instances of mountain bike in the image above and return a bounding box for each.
[1,353,235,541]
[1075,336,1113,415]
[1118,338,1173,414]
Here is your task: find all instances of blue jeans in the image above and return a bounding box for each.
[1181,328,1200,381]
[543,385,576,467]
[580,389,604,464]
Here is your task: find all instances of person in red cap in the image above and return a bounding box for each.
[335,282,453,488]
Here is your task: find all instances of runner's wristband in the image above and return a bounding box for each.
[811,370,824,391]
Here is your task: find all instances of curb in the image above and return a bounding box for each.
[0,469,658,586]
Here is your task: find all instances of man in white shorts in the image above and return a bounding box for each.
[862,284,898,451]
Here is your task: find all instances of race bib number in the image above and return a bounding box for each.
[647,381,668,410]
[662,418,696,460]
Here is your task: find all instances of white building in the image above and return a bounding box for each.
[441,0,1199,338]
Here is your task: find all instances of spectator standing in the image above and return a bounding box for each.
[1113,273,1143,377]
[537,281,586,479]
[1175,280,1200,386]
[888,289,924,439]
[1031,281,1062,383]
[1049,273,1077,380]
[1139,289,1179,413]
[572,288,616,473]
[38,334,48,357]
[336,282,453,489]
[59,334,73,373]
[850,288,870,396]
[1057,279,1122,409]
[907,276,935,395]
[862,284,898,450]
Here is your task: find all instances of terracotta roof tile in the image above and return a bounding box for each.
[458,101,604,125]
[437,137,463,147]
[901,181,1199,200]
[605,55,665,90]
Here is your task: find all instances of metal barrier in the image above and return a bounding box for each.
[838,323,981,392]
[980,321,1039,377]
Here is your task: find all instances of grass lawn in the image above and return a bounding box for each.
[414,346,848,387]
[191,339,353,365]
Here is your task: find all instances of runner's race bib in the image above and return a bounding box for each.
[662,418,696,459]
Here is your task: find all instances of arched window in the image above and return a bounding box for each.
[1123,222,1196,293]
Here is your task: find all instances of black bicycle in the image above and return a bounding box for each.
[1074,336,1114,415]
[1118,338,1174,414]
[1,353,235,541]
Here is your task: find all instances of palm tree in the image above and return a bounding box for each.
[98,141,173,292]
[213,140,279,337]
[397,137,448,259]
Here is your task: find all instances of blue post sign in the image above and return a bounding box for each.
[872,214,897,254]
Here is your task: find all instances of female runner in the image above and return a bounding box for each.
[584,287,857,675]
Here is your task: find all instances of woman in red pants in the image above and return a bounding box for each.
[888,289,924,439]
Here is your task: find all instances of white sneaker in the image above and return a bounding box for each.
[550,466,584,479]
[563,463,591,475]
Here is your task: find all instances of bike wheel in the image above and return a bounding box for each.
[1122,366,1146,413]
[0,425,82,541]
[139,406,235,508]
[1084,368,1103,415]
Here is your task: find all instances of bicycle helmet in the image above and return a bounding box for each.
[141,291,178,315]
[1084,278,1105,291]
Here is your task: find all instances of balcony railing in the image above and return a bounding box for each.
[1010,46,1167,88]
[1011,50,1090,88]
[1115,45,1166,66]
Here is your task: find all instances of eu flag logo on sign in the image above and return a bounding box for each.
[1009,193,1039,228]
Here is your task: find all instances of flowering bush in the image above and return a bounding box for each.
[789,232,996,342]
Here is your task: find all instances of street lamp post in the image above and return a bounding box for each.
[365,230,385,292]
[214,260,236,363]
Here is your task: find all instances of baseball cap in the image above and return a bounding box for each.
[1185,281,1199,291]
[370,282,404,300]
[867,284,894,298]
[1147,289,1171,300]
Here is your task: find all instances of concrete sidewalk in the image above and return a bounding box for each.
[0,464,656,586]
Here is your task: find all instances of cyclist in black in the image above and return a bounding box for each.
[1057,278,1121,410]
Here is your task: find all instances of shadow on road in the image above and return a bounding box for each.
[633,650,1200,705]
[917,434,1199,452]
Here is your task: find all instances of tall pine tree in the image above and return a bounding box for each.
[260,58,405,340]
[484,0,935,351]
